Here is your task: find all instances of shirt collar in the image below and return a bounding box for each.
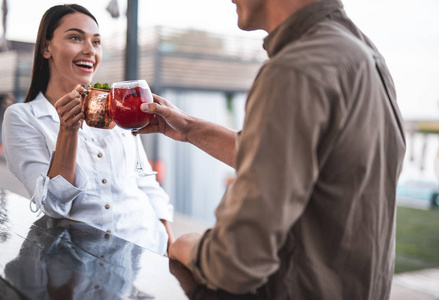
[30,92,60,122]
[263,0,344,58]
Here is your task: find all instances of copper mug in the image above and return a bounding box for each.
[82,87,115,129]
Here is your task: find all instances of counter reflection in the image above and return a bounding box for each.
[4,216,154,300]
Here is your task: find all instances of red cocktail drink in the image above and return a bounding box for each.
[109,80,157,177]
[109,86,154,130]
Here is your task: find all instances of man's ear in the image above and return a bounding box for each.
[42,41,51,59]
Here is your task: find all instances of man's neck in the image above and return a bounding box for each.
[265,0,320,33]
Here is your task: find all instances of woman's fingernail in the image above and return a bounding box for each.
[141,103,149,111]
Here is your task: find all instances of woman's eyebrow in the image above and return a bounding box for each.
[64,28,100,37]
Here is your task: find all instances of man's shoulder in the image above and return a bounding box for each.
[267,21,376,79]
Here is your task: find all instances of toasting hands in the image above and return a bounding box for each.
[135,94,195,142]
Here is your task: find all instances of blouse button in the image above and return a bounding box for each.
[97,153,103,158]
[106,230,111,234]
[105,204,110,209]
[102,179,107,184]
[104,234,110,240]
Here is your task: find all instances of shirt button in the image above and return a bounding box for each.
[106,230,111,234]
[102,179,107,184]
[105,204,110,209]
[92,138,95,142]
[97,153,103,158]
[104,234,110,240]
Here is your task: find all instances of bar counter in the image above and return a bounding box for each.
[0,190,260,300]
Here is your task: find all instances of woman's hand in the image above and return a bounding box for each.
[54,86,85,132]
[160,219,176,253]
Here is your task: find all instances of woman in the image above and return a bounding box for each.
[1,4,174,255]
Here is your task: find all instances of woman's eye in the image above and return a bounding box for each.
[70,35,81,41]
[93,40,101,46]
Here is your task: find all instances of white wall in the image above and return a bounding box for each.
[151,89,247,223]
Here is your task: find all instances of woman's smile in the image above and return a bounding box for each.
[73,59,96,74]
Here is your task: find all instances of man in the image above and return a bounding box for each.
[138,0,406,298]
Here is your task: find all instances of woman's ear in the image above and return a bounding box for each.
[42,41,51,59]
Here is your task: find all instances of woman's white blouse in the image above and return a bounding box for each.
[1,93,173,255]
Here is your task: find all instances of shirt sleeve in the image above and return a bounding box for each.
[136,175,174,221]
[2,105,87,218]
[135,141,174,221]
[188,65,333,294]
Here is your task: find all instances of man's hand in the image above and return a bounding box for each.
[136,94,195,142]
[169,233,201,268]
[137,94,237,168]
[169,259,198,293]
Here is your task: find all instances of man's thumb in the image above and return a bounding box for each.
[141,103,160,114]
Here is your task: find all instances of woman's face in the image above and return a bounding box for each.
[43,12,102,87]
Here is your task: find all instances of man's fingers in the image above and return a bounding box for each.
[140,102,169,117]
[152,93,167,104]
[152,93,178,109]
[136,124,160,135]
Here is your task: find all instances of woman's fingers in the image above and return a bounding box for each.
[54,88,85,130]
[58,97,82,117]
[55,90,81,109]
[69,111,85,125]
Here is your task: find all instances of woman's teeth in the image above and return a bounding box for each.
[75,61,93,69]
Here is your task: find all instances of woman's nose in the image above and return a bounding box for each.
[82,40,96,55]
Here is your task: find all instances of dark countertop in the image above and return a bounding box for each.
[0,190,261,300]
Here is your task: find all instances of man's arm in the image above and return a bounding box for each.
[169,66,331,294]
[169,232,201,266]
[137,94,237,168]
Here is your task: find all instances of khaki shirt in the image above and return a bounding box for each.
[188,0,406,299]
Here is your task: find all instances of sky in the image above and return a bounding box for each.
[2,0,439,120]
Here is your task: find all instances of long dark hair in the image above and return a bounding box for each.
[24,4,98,103]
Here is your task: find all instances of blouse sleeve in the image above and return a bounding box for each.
[2,105,87,218]
[135,140,174,221]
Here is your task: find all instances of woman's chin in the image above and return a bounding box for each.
[77,76,94,86]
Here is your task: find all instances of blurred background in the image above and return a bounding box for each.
[0,0,438,299]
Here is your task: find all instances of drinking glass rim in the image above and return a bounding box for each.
[112,80,148,89]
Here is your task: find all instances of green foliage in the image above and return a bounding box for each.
[88,82,111,90]
[395,206,439,273]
